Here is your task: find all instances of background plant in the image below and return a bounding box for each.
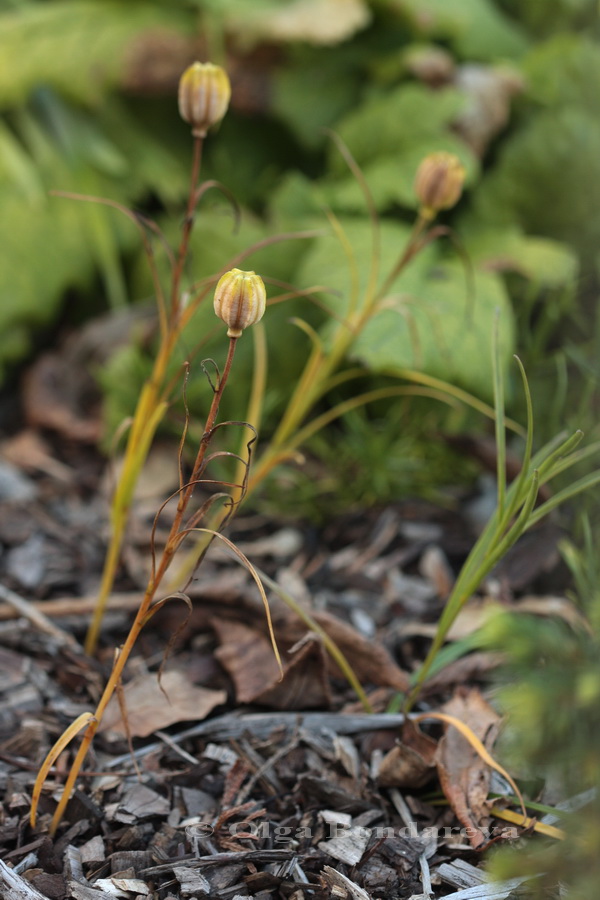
[481,514,600,899]
[403,340,600,711]
[3,0,597,498]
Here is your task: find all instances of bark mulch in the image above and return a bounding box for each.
[0,414,572,900]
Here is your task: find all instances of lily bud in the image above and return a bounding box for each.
[178,62,231,138]
[414,152,465,216]
[214,269,266,338]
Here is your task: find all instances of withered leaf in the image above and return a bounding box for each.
[212,619,331,709]
[435,688,501,849]
[99,670,226,738]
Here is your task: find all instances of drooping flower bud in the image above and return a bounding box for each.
[414,152,465,216]
[178,62,231,138]
[214,269,266,338]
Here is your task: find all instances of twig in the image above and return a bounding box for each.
[0,858,50,900]
[0,583,80,649]
[104,711,408,769]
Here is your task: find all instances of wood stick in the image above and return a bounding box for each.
[0,859,50,900]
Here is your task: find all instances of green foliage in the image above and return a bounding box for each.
[403,333,600,709]
[474,107,600,264]
[482,519,600,898]
[0,0,193,376]
[273,46,364,149]
[296,218,514,399]
[390,0,529,59]
[471,33,600,267]
[0,0,596,517]
[0,1,190,106]
[329,83,468,173]
[497,0,597,35]
[524,33,600,113]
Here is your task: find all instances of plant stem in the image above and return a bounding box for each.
[171,135,204,319]
[85,137,205,655]
[51,339,238,833]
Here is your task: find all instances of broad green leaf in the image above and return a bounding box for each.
[297,217,436,321]
[269,171,328,222]
[473,108,600,263]
[463,227,578,288]
[324,137,478,212]
[523,34,600,117]
[331,84,466,172]
[297,217,513,398]
[390,0,529,61]
[0,87,190,373]
[0,2,192,106]
[352,263,514,399]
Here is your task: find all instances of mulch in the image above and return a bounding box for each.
[0,400,572,899]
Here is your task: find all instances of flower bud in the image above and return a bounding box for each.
[214,269,266,338]
[414,152,465,216]
[178,62,231,138]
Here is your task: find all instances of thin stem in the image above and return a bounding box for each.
[51,336,238,833]
[153,337,238,587]
[171,135,204,320]
[375,210,430,304]
[86,136,205,654]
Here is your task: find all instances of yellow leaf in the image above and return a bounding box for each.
[30,712,96,827]
[415,710,527,823]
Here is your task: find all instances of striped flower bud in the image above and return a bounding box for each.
[178,62,231,138]
[214,269,266,338]
[414,152,465,216]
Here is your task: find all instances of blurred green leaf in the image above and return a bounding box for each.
[473,107,600,263]
[273,47,363,148]
[325,136,478,212]
[390,0,529,60]
[0,1,191,106]
[297,217,514,398]
[463,227,579,288]
[353,263,513,398]
[523,34,600,116]
[330,83,467,172]
[497,0,596,34]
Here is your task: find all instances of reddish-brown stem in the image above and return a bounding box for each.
[48,334,239,835]
[170,135,204,320]
[152,336,239,587]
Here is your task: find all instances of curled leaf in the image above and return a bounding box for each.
[31,711,96,827]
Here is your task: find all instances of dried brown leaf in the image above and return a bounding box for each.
[312,611,410,693]
[435,688,501,848]
[99,670,226,738]
[212,619,331,709]
[376,719,437,789]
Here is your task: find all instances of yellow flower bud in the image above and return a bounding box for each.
[214,269,266,338]
[414,152,465,216]
[178,62,231,138]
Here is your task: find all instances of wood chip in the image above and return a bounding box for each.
[438,878,533,900]
[334,734,360,780]
[173,865,211,897]
[95,877,150,896]
[321,865,371,900]
[0,858,52,900]
[319,825,370,865]
[114,785,170,824]
[79,836,106,865]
